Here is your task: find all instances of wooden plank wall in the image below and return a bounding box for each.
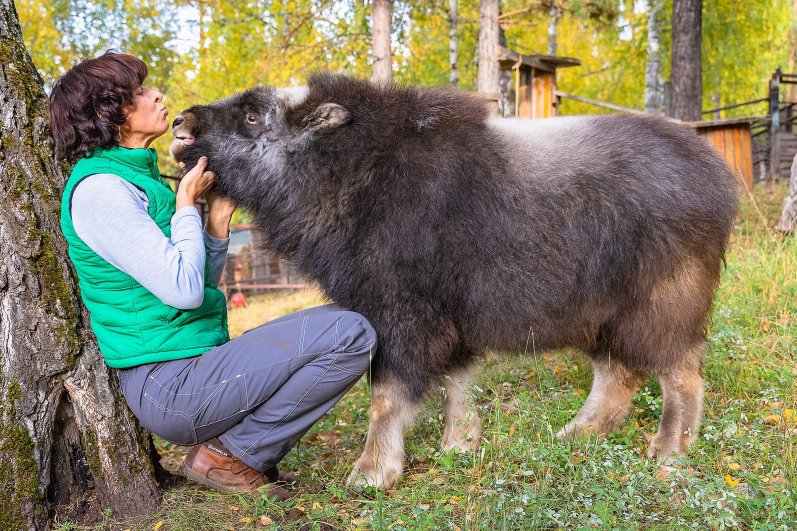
[518,67,532,119]
[531,70,555,118]
[696,125,754,189]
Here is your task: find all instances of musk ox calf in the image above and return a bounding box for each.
[171,74,738,489]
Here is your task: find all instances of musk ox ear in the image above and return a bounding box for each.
[302,103,351,132]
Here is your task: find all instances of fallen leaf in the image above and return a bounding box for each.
[725,474,741,487]
[228,505,241,512]
[153,521,164,531]
[418,503,431,510]
[728,463,742,471]
[769,401,783,408]
[657,466,675,480]
[784,409,795,422]
[508,424,515,437]
[312,502,323,510]
[764,415,781,425]
[450,495,461,504]
[259,515,273,526]
[240,517,252,524]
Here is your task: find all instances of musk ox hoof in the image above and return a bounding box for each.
[646,434,688,462]
[441,415,482,453]
[556,420,598,440]
[345,463,403,491]
[441,436,478,454]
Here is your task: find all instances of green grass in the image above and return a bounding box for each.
[98,183,797,530]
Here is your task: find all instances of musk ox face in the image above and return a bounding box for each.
[170,86,352,200]
[170,86,276,156]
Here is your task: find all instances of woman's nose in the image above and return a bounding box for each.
[152,90,164,103]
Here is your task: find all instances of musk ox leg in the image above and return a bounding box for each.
[346,380,418,490]
[441,366,482,453]
[648,348,705,460]
[557,356,645,439]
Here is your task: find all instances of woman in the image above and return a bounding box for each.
[49,52,376,498]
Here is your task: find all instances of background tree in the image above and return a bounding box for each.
[477,0,499,98]
[0,0,165,528]
[372,0,393,82]
[449,0,459,86]
[669,0,702,120]
[645,0,662,113]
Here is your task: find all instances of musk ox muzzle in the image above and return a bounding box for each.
[172,73,739,490]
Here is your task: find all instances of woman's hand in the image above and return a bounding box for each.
[176,157,216,210]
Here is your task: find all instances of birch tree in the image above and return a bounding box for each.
[645,0,662,113]
[0,0,163,527]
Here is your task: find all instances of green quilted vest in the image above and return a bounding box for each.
[60,146,229,368]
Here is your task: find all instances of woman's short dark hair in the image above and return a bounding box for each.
[49,52,147,163]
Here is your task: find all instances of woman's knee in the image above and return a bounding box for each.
[333,311,376,372]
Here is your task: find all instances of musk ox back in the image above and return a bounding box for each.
[172,74,739,489]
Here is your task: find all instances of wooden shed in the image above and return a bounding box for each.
[688,117,756,190]
[497,47,580,119]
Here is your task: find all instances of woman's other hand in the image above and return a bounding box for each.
[176,157,216,210]
[205,191,237,239]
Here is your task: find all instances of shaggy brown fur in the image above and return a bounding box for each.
[171,74,739,488]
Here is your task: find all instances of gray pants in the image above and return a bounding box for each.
[117,305,376,471]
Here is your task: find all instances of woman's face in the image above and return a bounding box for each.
[119,86,169,148]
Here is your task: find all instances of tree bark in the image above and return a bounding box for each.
[645,0,662,114]
[478,0,500,111]
[547,4,560,56]
[371,0,392,83]
[0,1,163,528]
[449,0,458,87]
[669,0,702,121]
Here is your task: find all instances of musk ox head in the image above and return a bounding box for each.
[170,83,353,202]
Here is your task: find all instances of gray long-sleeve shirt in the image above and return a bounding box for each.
[70,174,229,310]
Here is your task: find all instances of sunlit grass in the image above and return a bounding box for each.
[95,182,797,530]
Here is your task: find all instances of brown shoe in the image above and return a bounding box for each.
[183,438,296,499]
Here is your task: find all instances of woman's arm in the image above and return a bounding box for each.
[71,174,209,309]
[204,230,229,287]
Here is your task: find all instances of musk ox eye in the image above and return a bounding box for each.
[245,112,258,125]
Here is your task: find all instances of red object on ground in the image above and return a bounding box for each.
[229,292,247,308]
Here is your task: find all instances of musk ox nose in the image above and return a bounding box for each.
[172,115,184,129]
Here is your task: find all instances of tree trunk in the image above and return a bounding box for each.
[449,0,458,87]
[547,4,560,56]
[478,0,500,111]
[645,0,662,114]
[371,0,392,83]
[778,152,797,233]
[0,1,163,528]
[669,0,702,121]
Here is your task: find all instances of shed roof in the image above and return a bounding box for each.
[685,116,767,129]
[497,46,581,72]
